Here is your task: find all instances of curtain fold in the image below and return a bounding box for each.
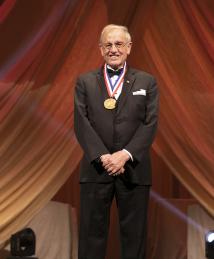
[0,0,97,245]
[0,0,213,246]
[129,0,214,215]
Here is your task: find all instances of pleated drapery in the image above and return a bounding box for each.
[0,0,213,246]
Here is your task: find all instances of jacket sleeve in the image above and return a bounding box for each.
[74,77,109,162]
[124,77,159,162]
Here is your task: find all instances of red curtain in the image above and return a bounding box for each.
[0,0,213,246]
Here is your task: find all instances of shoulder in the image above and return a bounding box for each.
[129,67,156,81]
[75,68,101,92]
[128,68,157,91]
[128,67,159,97]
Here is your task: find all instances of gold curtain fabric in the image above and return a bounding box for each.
[129,0,214,214]
[0,0,213,246]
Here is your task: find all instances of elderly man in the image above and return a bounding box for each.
[74,24,159,259]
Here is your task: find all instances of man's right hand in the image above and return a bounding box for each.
[100,153,125,176]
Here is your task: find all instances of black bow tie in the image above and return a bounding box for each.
[107,67,123,77]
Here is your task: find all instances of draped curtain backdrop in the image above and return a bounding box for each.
[0,0,213,246]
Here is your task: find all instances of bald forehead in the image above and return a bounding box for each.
[101,29,127,43]
[100,26,131,43]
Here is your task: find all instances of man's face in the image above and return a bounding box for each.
[100,29,132,69]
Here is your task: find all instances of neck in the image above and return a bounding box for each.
[107,62,125,70]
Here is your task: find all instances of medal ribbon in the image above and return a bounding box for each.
[103,62,126,98]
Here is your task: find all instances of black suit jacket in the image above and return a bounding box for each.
[74,66,159,185]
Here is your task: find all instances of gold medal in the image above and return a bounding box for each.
[104,98,116,109]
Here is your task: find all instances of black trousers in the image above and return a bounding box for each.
[78,178,150,259]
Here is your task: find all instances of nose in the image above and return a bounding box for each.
[110,44,118,52]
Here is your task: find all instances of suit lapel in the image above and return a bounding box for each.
[96,67,109,101]
[95,66,136,115]
[116,67,136,114]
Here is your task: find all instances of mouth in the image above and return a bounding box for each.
[109,55,120,59]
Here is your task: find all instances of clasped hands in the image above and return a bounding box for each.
[100,150,130,176]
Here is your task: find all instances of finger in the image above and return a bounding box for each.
[114,167,125,176]
[108,167,119,175]
[109,167,124,176]
[104,164,113,171]
[102,161,111,167]
[120,168,125,174]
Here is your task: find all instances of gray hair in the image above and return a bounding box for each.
[100,24,132,43]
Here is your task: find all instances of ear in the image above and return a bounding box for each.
[127,42,132,55]
[99,44,104,57]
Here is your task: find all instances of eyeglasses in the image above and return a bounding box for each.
[101,41,129,50]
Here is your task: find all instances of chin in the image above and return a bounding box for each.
[108,61,122,69]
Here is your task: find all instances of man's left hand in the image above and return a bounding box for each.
[102,150,130,175]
